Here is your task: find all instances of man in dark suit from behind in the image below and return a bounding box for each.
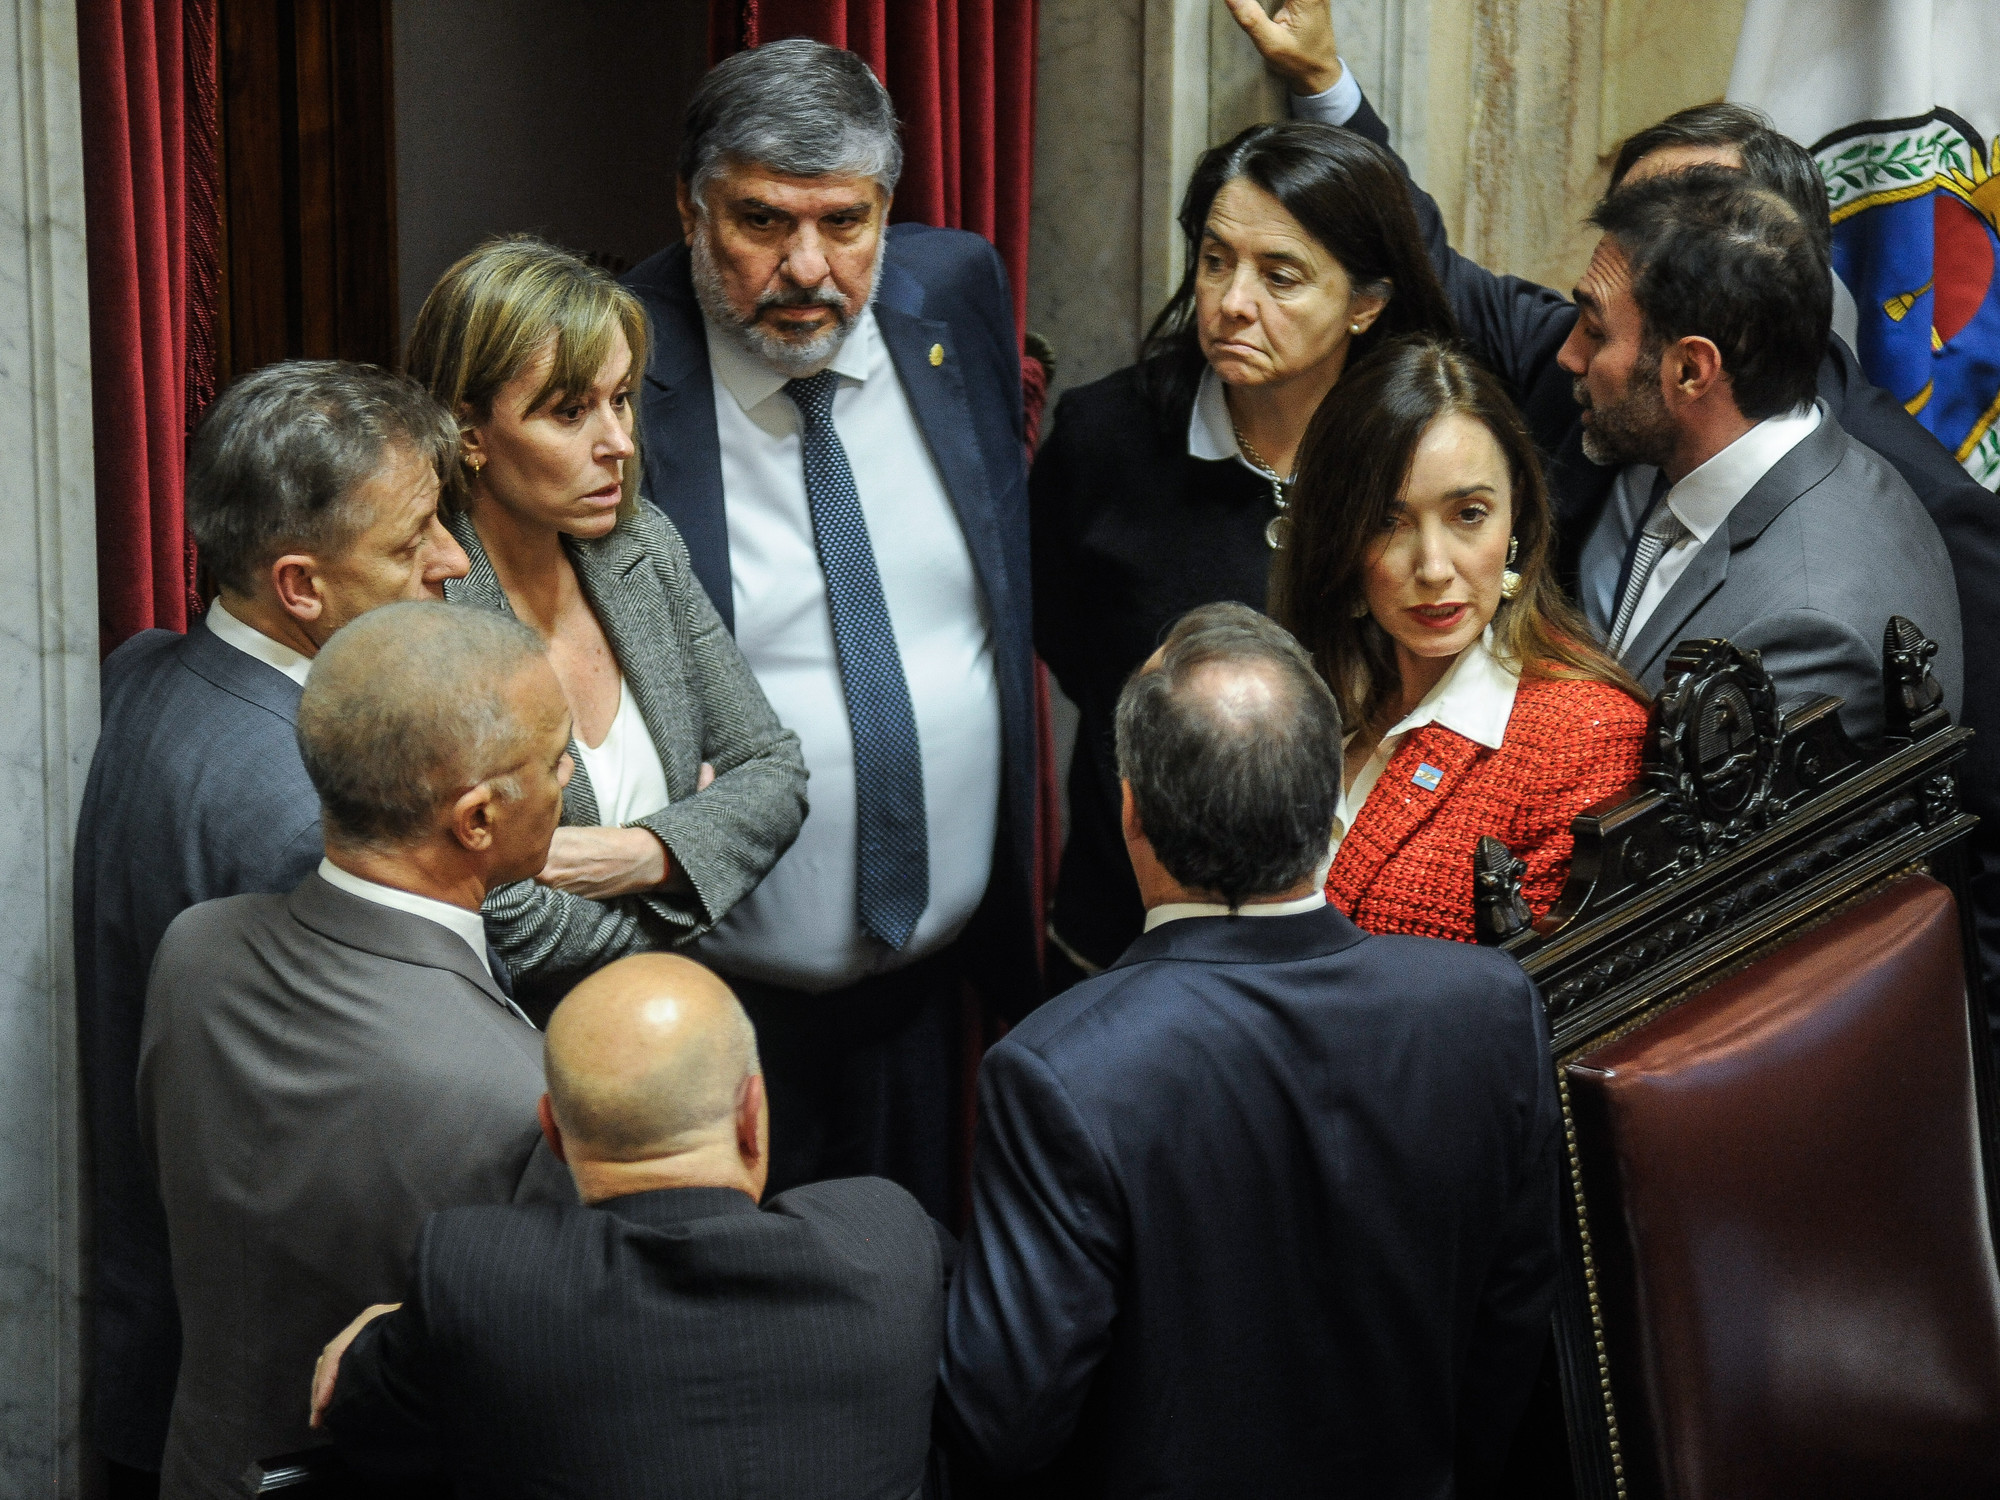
[621,38,1038,1221]
[75,361,470,1492]
[940,603,1560,1499]
[314,952,948,1500]
[139,603,578,1500]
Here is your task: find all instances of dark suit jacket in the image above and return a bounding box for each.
[444,503,808,1019]
[73,619,324,1469]
[1030,365,1277,969]
[940,905,1560,1499]
[138,873,574,1500]
[622,226,1038,1004]
[325,1179,946,1500]
[1340,92,2000,990]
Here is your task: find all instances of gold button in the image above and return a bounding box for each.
[929,343,944,366]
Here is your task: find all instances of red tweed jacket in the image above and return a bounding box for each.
[1325,675,1650,943]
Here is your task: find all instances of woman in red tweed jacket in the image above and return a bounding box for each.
[1274,337,1648,943]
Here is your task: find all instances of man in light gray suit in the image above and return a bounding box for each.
[138,602,578,1500]
[74,361,470,1486]
[1557,165,1961,741]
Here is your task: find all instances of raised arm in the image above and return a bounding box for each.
[1227,0,1582,402]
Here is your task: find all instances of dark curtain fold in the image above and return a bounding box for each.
[78,0,219,654]
[710,0,1037,340]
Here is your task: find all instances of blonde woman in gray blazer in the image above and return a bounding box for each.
[408,237,807,1016]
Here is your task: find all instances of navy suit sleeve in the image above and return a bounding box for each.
[324,1248,445,1477]
[941,1038,1125,1479]
[1338,94,1580,402]
[1454,972,1563,1491]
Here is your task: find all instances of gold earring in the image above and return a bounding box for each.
[1500,535,1522,599]
[463,451,484,475]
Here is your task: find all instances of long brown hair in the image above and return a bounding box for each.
[1272,336,1644,732]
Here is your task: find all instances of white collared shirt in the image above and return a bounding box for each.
[1282,60,1366,129]
[1581,404,1823,644]
[1188,365,1270,480]
[1333,627,1521,852]
[316,858,493,976]
[692,307,1003,993]
[205,596,313,686]
[1143,889,1328,933]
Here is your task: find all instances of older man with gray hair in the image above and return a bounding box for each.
[74,359,469,1486]
[138,601,577,1500]
[623,38,1036,1223]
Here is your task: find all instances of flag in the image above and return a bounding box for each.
[1730,0,2000,490]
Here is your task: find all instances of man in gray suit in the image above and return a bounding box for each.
[138,602,577,1500]
[74,360,470,1488]
[1558,166,1961,740]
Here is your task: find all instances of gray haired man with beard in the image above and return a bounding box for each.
[621,39,1036,1223]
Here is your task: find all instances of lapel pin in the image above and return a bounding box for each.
[1412,763,1444,791]
[929,343,945,367]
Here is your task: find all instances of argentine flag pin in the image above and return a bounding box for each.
[1412,763,1444,792]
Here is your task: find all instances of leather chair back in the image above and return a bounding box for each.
[1565,874,2000,1498]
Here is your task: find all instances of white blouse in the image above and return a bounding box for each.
[1331,628,1523,855]
[573,677,671,827]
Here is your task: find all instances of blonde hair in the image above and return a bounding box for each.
[404,235,649,522]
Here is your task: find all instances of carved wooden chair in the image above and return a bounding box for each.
[1475,618,2000,1500]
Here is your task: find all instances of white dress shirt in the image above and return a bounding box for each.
[315,857,493,977]
[1188,364,1273,480]
[1579,404,1823,643]
[1333,628,1521,854]
[573,677,670,826]
[205,596,313,686]
[693,307,1004,993]
[1143,889,1328,932]
[1287,60,1366,129]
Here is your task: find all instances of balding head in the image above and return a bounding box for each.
[298,600,558,852]
[542,955,767,1202]
[1114,603,1343,910]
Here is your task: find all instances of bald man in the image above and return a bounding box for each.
[139,603,577,1500]
[313,954,948,1500]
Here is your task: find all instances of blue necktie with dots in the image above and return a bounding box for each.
[785,371,930,950]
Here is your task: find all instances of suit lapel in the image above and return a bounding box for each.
[288,872,519,1017]
[179,616,306,721]
[566,525,698,803]
[632,247,733,629]
[874,264,1016,623]
[1331,727,1485,909]
[1620,410,1846,678]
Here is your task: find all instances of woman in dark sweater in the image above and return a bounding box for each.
[1033,122,1457,982]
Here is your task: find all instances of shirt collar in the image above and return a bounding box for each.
[1379,625,1521,751]
[703,305,879,417]
[204,596,313,687]
[1143,889,1328,932]
[316,858,492,976]
[1187,364,1242,463]
[1664,402,1823,544]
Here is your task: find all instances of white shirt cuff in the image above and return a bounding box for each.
[1288,59,1362,127]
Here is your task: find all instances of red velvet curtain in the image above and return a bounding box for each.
[708,0,1037,340]
[77,0,220,655]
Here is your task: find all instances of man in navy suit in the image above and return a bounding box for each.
[941,604,1560,1498]
[74,361,468,1487]
[621,39,1035,1223]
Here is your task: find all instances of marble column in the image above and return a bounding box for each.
[0,0,97,1494]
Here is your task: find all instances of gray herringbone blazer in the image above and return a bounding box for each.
[445,505,807,1014]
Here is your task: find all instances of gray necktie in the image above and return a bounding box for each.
[1606,490,1689,653]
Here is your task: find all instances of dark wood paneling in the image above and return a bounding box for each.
[217,0,398,383]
